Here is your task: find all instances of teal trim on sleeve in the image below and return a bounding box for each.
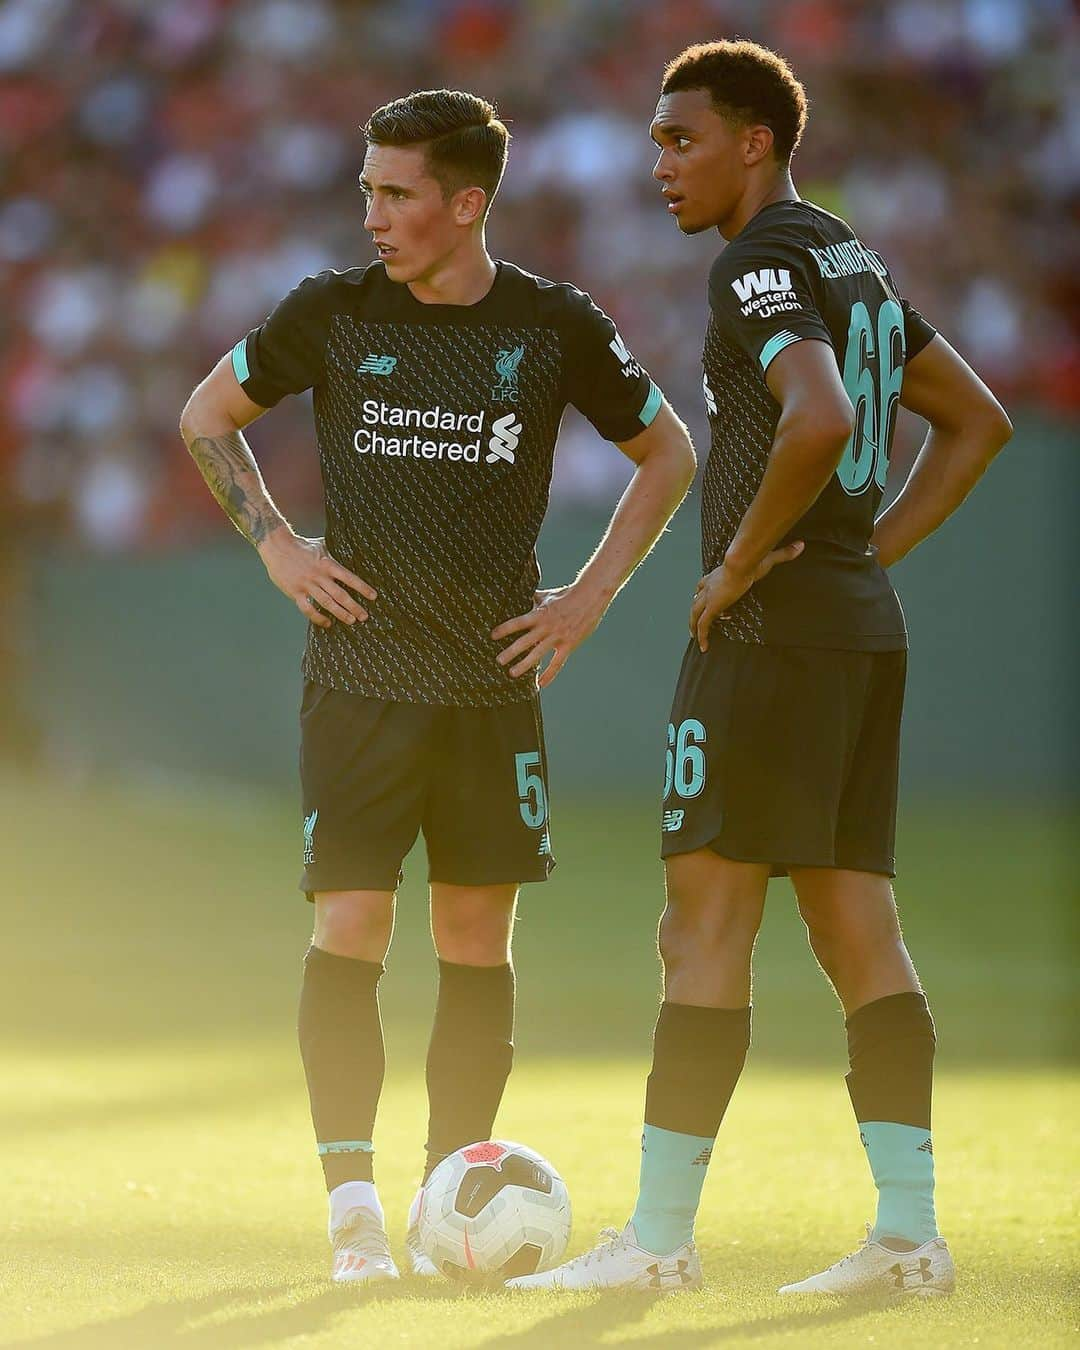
[230,338,250,385]
[759,330,801,372]
[317,1139,374,1156]
[639,380,663,427]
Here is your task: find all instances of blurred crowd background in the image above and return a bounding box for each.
[1,0,1076,553]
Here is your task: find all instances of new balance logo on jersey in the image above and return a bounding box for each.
[486,412,522,465]
[703,373,717,416]
[609,332,642,380]
[303,808,319,865]
[538,830,552,856]
[662,809,685,832]
[356,354,397,375]
[731,268,801,319]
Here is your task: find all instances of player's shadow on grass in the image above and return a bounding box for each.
[478,1291,890,1348]
[2,1278,491,1350]
[2,1278,911,1350]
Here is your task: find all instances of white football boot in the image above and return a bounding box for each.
[405,1187,440,1277]
[778,1225,954,1298]
[330,1206,400,1285]
[506,1223,701,1293]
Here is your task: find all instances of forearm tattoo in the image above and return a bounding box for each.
[186,429,282,546]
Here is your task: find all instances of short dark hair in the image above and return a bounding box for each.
[662,40,807,165]
[364,89,510,212]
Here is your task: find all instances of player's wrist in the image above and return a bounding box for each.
[254,520,294,562]
[571,573,618,614]
[720,546,759,581]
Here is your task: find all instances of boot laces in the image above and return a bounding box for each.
[335,1207,391,1262]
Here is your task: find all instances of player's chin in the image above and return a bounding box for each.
[673,212,710,236]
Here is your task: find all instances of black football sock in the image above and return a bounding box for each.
[297,945,386,1192]
[423,960,515,1182]
[845,991,938,1247]
[631,1003,752,1254]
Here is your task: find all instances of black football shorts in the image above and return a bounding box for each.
[299,683,554,896]
[660,638,906,877]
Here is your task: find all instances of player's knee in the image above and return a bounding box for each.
[434,909,512,965]
[313,892,393,960]
[432,886,516,964]
[804,923,839,981]
[658,897,756,972]
[803,907,903,982]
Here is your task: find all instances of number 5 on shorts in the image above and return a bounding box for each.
[515,751,548,828]
[664,718,707,800]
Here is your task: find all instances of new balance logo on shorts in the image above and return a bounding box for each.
[691,1146,713,1166]
[662,809,685,832]
[357,354,397,375]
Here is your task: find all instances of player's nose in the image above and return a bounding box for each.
[652,151,672,182]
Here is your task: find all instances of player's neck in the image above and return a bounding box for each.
[718,174,799,241]
[406,240,497,307]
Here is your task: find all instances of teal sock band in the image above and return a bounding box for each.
[630,1123,715,1256]
[860,1121,938,1245]
[317,1139,374,1156]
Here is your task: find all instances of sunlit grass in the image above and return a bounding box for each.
[1,773,1075,1347]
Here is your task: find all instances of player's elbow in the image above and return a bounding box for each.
[180,386,233,445]
[673,426,698,491]
[979,397,1013,456]
[787,401,855,469]
[179,390,210,444]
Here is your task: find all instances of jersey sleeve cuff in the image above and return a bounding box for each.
[638,380,663,428]
[229,334,285,408]
[758,329,804,373]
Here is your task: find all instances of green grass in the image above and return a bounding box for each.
[1,772,1076,1348]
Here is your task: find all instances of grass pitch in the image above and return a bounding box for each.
[1,772,1076,1348]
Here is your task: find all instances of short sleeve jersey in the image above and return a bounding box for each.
[230,261,661,706]
[700,199,937,650]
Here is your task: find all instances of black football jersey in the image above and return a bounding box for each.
[231,261,661,705]
[701,199,937,650]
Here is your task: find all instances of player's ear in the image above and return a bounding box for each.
[453,185,488,227]
[743,123,774,167]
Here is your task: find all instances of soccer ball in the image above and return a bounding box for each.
[417,1139,571,1280]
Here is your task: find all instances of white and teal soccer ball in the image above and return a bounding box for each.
[417,1139,571,1281]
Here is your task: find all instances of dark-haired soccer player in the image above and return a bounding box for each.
[180,90,695,1284]
[511,41,1011,1296]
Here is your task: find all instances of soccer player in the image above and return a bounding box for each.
[179,90,695,1284]
[509,41,1012,1297]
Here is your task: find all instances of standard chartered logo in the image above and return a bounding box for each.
[486,413,521,465]
[353,398,522,467]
